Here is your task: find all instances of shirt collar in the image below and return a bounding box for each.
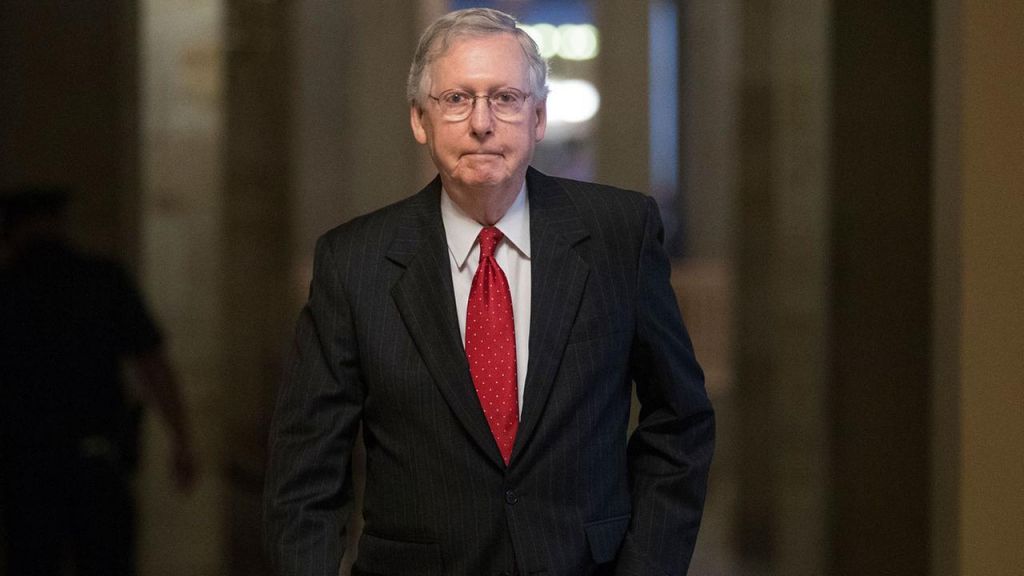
[441,182,531,270]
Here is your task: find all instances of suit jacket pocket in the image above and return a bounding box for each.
[353,532,443,576]
[584,514,631,565]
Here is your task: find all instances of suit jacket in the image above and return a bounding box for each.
[264,168,714,576]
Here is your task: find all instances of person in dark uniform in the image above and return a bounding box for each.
[0,186,196,576]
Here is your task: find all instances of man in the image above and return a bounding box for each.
[264,8,713,576]
[0,186,196,575]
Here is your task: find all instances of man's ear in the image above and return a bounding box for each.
[533,98,547,142]
[410,105,428,144]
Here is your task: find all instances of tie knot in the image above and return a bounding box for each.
[477,226,504,259]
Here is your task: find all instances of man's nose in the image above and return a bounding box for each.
[469,97,494,135]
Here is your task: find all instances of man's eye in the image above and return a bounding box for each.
[444,92,469,104]
[494,91,519,104]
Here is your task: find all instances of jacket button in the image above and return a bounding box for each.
[504,489,518,505]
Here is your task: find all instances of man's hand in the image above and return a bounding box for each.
[134,349,199,493]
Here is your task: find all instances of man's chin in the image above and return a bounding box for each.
[451,171,511,192]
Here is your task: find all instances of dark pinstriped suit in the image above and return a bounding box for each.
[264,168,714,576]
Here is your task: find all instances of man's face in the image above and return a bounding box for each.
[411,33,546,201]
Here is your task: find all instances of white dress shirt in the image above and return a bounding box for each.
[440,184,531,417]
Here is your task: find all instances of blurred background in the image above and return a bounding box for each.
[1,0,1021,574]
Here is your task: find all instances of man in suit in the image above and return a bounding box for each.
[264,8,714,576]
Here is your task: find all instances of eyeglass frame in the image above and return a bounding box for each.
[426,88,535,121]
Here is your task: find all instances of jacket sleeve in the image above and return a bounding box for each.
[616,196,716,576]
[264,235,365,576]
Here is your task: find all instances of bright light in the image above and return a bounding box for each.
[546,78,600,124]
[522,23,560,59]
[557,24,599,60]
[519,23,599,61]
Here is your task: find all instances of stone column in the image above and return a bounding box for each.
[138,0,227,574]
[594,0,650,193]
[734,1,831,574]
[290,0,434,303]
[934,0,1024,574]
[829,1,934,574]
[931,2,961,573]
[678,0,740,262]
[220,0,293,573]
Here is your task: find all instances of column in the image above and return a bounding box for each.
[594,0,650,193]
[139,0,227,573]
[221,0,293,573]
[830,1,934,573]
[939,0,1024,574]
[734,1,831,573]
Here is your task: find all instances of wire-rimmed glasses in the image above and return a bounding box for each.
[427,88,533,121]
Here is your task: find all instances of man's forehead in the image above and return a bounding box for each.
[433,30,517,56]
[427,34,528,81]
[432,33,524,64]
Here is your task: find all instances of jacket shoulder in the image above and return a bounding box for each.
[546,176,654,239]
[316,185,436,257]
[548,175,648,204]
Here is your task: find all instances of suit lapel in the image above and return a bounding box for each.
[388,178,505,468]
[512,168,590,463]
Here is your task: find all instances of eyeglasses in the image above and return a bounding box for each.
[427,88,533,121]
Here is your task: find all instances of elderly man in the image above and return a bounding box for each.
[264,8,714,576]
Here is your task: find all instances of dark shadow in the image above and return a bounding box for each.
[0,186,196,576]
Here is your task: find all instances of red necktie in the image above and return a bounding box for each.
[465,227,519,466]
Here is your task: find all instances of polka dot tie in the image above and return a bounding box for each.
[466,227,519,466]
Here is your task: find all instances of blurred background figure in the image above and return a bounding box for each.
[0,186,196,576]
